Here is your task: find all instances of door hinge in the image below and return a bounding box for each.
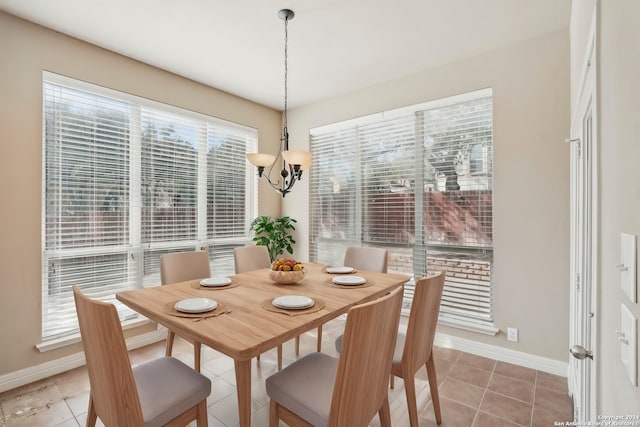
[576,273,581,291]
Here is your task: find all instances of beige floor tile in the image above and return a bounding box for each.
[425,396,477,426]
[473,410,524,427]
[4,400,74,427]
[458,352,497,373]
[480,390,533,426]
[448,362,492,389]
[531,405,573,427]
[536,371,569,395]
[494,362,536,383]
[439,377,485,408]
[534,384,573,417]
[488,373,535,403]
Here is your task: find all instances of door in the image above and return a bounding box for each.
[569,40,597,422]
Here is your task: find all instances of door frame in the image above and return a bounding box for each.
[568,13,598,422]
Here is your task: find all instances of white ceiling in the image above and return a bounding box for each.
[0,0,571,110]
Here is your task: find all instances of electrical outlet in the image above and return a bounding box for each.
[507,327,519,342]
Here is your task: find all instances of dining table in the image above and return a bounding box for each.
[116,262,409,427]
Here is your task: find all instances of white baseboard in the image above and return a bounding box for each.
[434,331,569,377]
[0,329,166,394]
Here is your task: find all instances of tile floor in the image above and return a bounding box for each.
[0,318,572,426]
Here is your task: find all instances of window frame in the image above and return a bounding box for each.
[309,89,497,334]
[41,72,257,342]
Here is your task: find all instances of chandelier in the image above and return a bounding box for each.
[247,9,312,197]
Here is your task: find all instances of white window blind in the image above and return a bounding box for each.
[310,89,496,333]
[42,72,256,340]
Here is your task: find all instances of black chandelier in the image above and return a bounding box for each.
[247,9,312,197]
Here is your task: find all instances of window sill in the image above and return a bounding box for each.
[36,317,153,353]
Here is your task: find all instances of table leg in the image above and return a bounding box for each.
[234,358,252,427]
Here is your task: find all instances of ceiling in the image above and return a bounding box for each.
[0,0,571,110]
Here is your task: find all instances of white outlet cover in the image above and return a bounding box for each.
[620,233,637,303]
[620,304,637,386]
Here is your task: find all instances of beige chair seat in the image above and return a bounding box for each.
[265,352,337,427]
[73,286,210,426]
[335,272,446,426]
[134,357,211,427]
[266,286,403,427]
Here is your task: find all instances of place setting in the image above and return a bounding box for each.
[191,275,240,291]
[262,294,325,316]
[164,297,231,320]
[323,274,373,289]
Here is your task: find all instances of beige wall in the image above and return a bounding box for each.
[284,30,571,361]
[0,11,282,375]
[594,0,640,415]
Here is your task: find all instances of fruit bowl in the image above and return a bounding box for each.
[269,258,305,284]
[269,269,306,285]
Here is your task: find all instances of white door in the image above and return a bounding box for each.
[569,40,597,422]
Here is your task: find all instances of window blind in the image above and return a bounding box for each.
[42,73,256,340]
[310,89,496,333]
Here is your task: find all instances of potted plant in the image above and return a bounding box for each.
[250,216,297,262]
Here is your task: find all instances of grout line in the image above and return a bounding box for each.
[531,371,538,426]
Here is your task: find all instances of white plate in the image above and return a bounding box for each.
[326,266,355,274]
[332,275,366,286]
[174,298,218,313]
[200,276,232,287]
[272,295,315,310]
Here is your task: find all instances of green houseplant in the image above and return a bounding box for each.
[250,216,297,263]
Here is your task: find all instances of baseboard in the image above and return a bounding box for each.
[0,328,166,393]
[433,331,569,377]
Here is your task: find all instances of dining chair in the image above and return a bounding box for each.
[73,286,211,427]
[343,246,389,274]
[233,245,271,273]
[233,245,285,370]
[266,286,403,427]
[393,272,446,426]
[160,250,211,372]
[312,245,390,355]
[334,271,445,426]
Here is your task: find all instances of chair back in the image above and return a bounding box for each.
[160,250,211,285]
[233,245,271,273]
[402,272,446,373]
[329,286,403,426]
[73,286,145,425]
[343,246,388,273]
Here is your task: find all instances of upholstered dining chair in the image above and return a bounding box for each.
[266,286,403,427]
[233,245,271,274]
[335,271,445,426]
[73,286,211,427]
[343,246,389,274]
[392,271,446,426]
[233,245,286,370]
[160,250,211,372]
[313,245,390,355]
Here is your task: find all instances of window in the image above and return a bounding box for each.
[42,72,257,340]
[310,89,496,334]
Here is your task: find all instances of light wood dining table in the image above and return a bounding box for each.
[116,262,409,427]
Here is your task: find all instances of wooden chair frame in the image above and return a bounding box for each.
[390,271,446,426]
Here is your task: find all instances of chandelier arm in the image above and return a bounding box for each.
[249,9,308,198]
